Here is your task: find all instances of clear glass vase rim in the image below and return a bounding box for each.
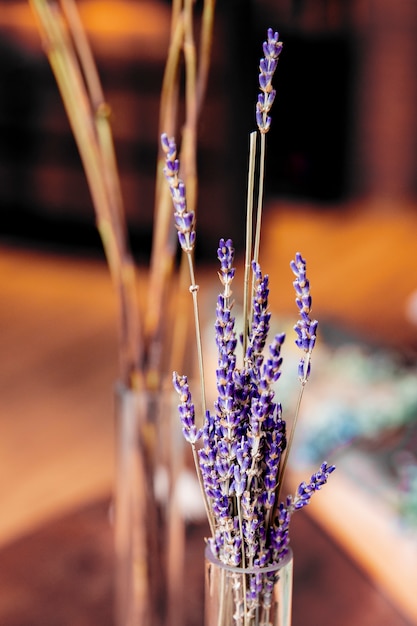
[205,544,293,575]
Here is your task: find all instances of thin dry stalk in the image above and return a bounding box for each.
[196,0,217,112]
[146,0,216,389]
[29,0,142,388]
[145,10,185,387]
[242,132,258,356]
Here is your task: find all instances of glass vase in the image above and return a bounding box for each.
[113,383,186,626]
[205,545,293,626]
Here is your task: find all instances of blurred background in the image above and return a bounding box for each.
[0,1,417,625]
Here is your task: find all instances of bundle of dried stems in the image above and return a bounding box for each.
[29,0,216,393]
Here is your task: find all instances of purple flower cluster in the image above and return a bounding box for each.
[290,252,318,383]
[292,462,336,510]
[172,238,335,580]
[161,133,196,253]
[172,372,202,444]
[256,28,283,134]
[199,242,290,568]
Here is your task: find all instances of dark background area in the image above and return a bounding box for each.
[3,0,413,259]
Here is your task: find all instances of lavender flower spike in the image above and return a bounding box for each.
[293,462,336,510]
[161,133,196,253]
[172,372,202,444]
[290,252,318,384]
[217,238,235,299]
[256,28,283,134]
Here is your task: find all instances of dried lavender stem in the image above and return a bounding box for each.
[253,131,266,267]
[192,443,216,536]
[276,383,306,504]
[181,0,198,217]
[218,568,228,626]
[186,252,208,424]
[242,132,258,356]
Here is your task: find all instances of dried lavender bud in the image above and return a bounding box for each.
[256,28,283,134]
[217,238,235,299]
[263,421,286,509]
[293,462,336,510]
[268,500,291,561]
[172,372,202,444]
[245,262,271,369]
[161,133,196,253]
[290,252,318,383]
[262,332,285,385]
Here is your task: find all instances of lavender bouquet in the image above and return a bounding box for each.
[163,29,335,626]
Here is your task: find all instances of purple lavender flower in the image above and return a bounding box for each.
[215,239,237,389]
[172,372,202,444]
[263,414,286,509]
[268,462,335,562]
[217,238,235,299]
[293,462,336,510]
[268,499,292,561]
[174,236,335,578]
[290,252,318,383]
[245,262,271,369]
[262,332,285,385]
[256,28,283,134]
[161,133,196,253]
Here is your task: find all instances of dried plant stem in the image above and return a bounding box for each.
[196,0,217,112]
[242,132,258,356]
[192,443,216,536]
[167,261,192,377]
[186,253,207,422]
[29,0,142,388]
[181,0,198,216]
[145,11,185,387]
[276,381,307,505]
[59,0,102,104]
[253,131,266,267]
[147,0,215,387]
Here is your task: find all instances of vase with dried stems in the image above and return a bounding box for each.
[29,5,337,624]
[205,545,293,626]
[29,1,216,625]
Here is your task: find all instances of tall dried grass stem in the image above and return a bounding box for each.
[145,10,185,365]
[29,0,142,387]
[196,0,217,112]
